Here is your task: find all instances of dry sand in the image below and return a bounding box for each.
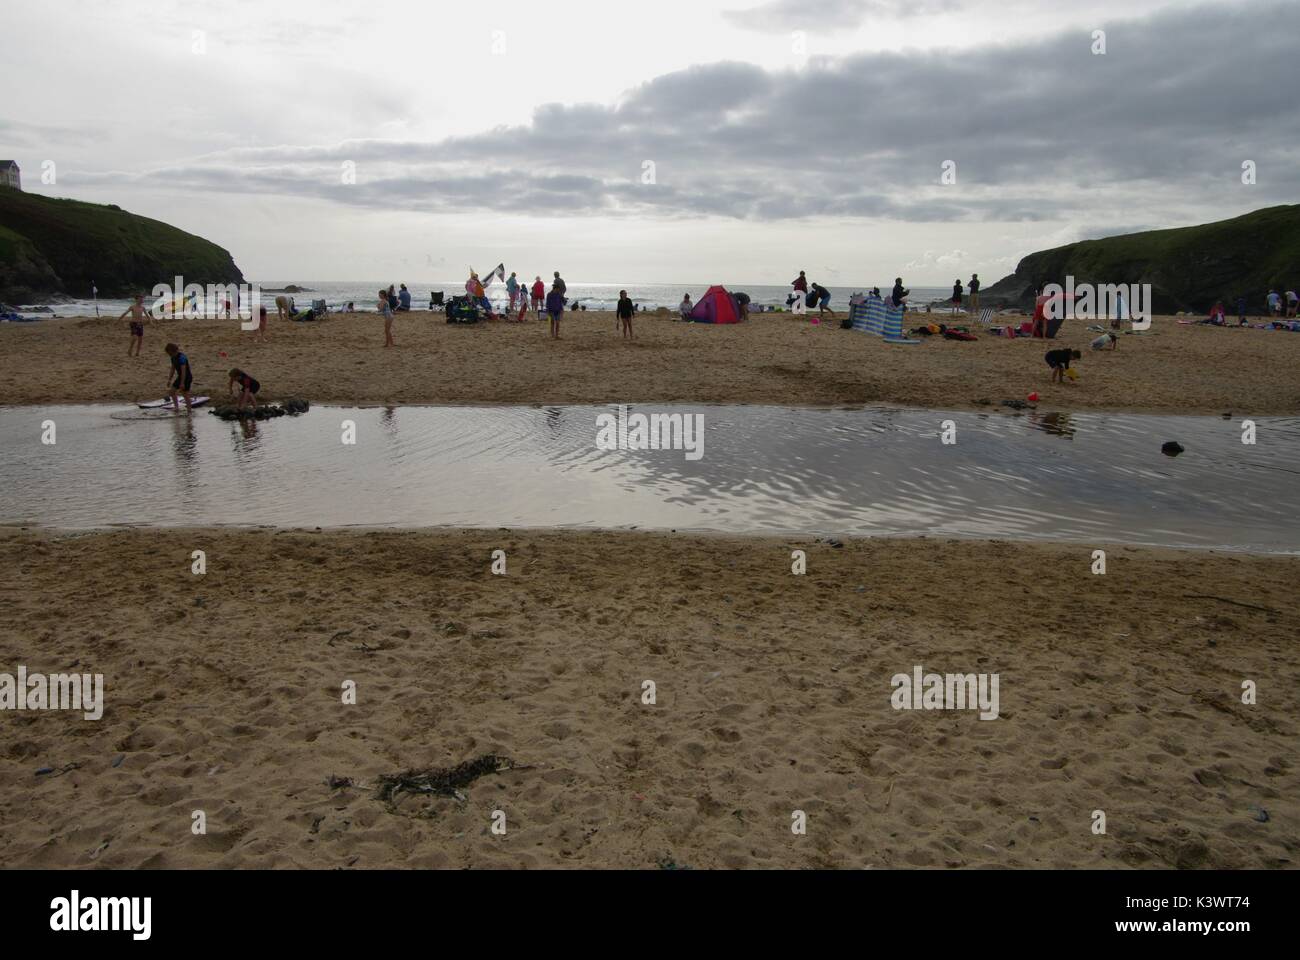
[1,528,1295,869]
[2,310,1298,413]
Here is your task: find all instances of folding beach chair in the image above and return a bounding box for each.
[977,308,994,326]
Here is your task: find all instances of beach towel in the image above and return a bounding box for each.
[849,297,920,343]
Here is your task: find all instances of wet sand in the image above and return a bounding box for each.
[2,310,1298,414]
[2,527,1295,869]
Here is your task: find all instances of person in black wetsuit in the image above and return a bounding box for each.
[228,368,261,411]
[616,290,635,339]
[164,342,193,411]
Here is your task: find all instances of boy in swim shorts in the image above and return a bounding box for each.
[1045,348,1081,383]
[164,342,194,410]
[228,368,261,411]
[119,293,148,356]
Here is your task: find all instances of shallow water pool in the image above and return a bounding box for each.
[1,404,1296,553]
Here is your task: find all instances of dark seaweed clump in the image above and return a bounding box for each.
[376,755,514,803]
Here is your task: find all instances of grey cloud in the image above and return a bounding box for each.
[723,0,964,31]
[76,0,1300,226]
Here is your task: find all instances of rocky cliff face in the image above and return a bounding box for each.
[0,191,244,303]
[982,205,1300,313]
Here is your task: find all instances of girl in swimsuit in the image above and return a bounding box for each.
[228,368,261,411]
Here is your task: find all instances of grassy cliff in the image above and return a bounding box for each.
[0,190,243,303]
[982,205,1300,313]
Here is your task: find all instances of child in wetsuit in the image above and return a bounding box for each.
[228,368,261,411]
[119,294,148,356]
[1045,348,1081,383]
[164,343,194,410]
[617,290,635,340]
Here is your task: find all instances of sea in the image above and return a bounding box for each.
[7,281,958,320]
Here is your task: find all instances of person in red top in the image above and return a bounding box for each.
[790,270,809,310]
[530,276,545,317]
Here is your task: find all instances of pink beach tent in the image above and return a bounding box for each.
[687,285,742,324]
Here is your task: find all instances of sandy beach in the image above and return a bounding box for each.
[1,527,1295,869]
[2,311,1298,414]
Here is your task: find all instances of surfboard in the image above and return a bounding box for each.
[137,396,210,409]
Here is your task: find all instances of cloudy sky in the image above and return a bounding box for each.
[1,0,1294,286]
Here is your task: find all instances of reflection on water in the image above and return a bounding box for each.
[1,404,1297,554]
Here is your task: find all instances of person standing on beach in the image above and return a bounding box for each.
[791,270,809,310]
[506,271,519,311]
[379,289,396,347]
[119,293,148,357]
[891,278,909,309]
[531,276,545,317]
[256,304,268,342]
[164,342,193,410]
[546,283,566,339]
[968,274,980,314]
[616,290,635,339]
[951,279,963,316]
[553,271,567,298]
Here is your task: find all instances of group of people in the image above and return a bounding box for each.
[788,271,836,317]
[950,275,980,315]
[1266,288,1299,318]
[156,341,262,412]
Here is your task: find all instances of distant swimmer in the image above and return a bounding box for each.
[119,293,148,357]
[164,342,194,410]
[228,368,261,411]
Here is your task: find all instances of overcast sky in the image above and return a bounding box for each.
[1,0,1294,285]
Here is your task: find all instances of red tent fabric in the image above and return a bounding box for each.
[688,285,741,324]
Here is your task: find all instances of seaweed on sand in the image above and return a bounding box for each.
[376,755,517,804]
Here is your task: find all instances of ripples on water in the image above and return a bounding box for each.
[1,404,1297,553]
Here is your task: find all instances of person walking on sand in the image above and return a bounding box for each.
[546,283,566,339]
[531,276,545,317]
[617,289,635,340]
[227,368,261,412]
[968,273,980,314]
[119,293,148,356]
[164,342,194,411]
[379,288,396,347]
[256,304,268,342]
